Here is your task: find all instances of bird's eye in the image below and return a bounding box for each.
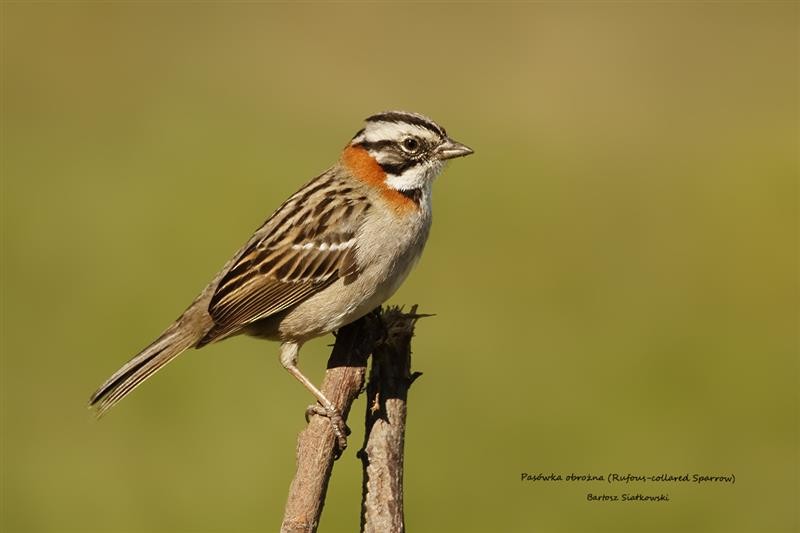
[401,137,421,153]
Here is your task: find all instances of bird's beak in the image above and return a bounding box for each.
[437,138,474,160]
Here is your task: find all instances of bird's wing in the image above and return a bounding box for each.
[198,171,369,345]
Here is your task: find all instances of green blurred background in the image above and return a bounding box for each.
[2,2,797,532]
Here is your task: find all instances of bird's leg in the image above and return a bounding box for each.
[279,341,349,451]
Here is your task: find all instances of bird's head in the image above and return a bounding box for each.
[343,110,473,193]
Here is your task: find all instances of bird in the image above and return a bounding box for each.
[89,110,473,449]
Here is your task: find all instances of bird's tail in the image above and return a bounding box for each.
[88,324,201,417]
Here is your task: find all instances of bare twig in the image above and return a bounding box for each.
[280,311,381,533]
[279,306,425,533]
[359,306,426,533]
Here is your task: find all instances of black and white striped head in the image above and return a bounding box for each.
[350,110,473,191]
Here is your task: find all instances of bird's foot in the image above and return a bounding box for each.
[305,404,350,455]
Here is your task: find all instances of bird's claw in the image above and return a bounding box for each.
[305,404,350,454]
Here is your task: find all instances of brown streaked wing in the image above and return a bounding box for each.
[199,243,354,345]
[200,182,370,345]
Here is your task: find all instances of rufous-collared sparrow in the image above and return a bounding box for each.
[89,110,473,447]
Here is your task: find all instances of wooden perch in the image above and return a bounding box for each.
[280,306,425,533]
[280,312,379,533]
